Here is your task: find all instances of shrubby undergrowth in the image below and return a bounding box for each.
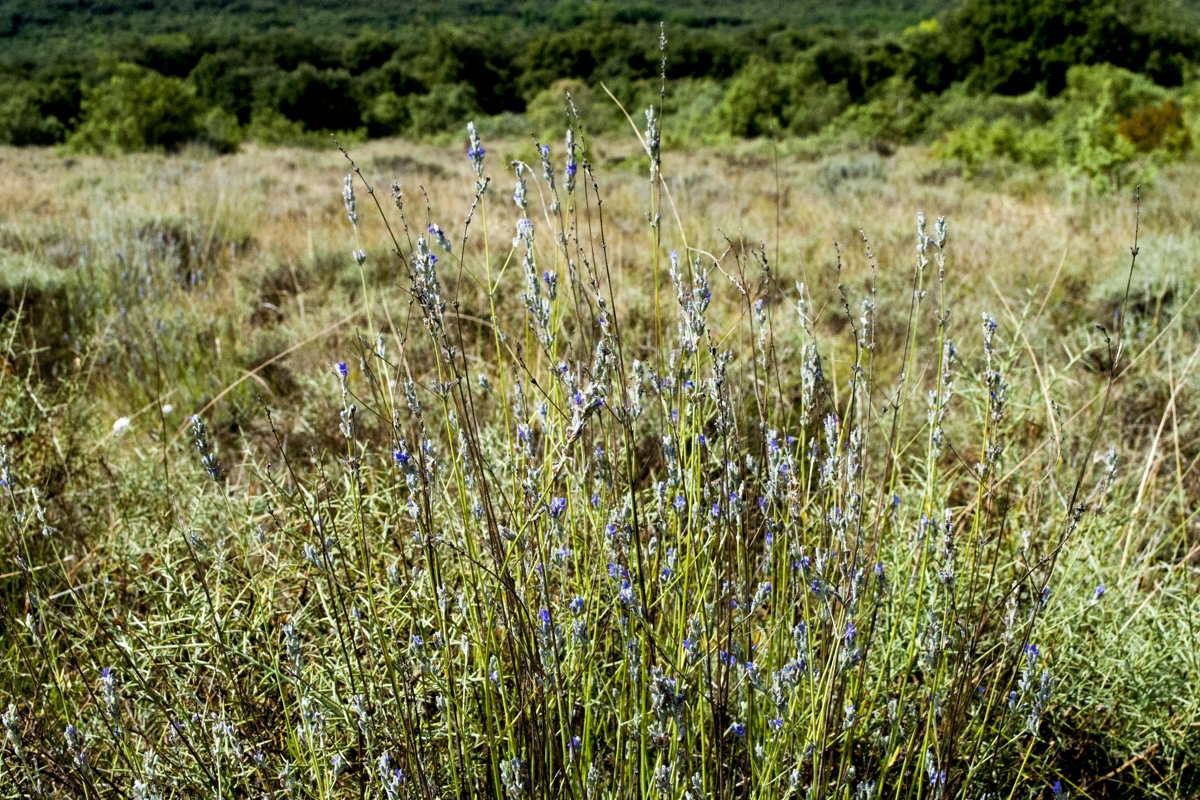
[1,108,1199,799]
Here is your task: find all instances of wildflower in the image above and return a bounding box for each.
[189,415,221,482]
[512,161,529,210]
[65,724,87,771]
[564,128,578,193]
[500,756,524,798]
[537,142,554,187]
[378,753,406,799]
[644,106,661,180]
[466,121,486,185]
[0,446,11,489]
[99,668,119,731]
[335,361,349,378]
[3,704,22,758]
[549,496,567,518]
[428,223,452,252]
[112,417,131,436]
[729,722,746,738]
[342,174,357,227]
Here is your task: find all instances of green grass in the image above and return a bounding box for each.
[0,121,1198,799]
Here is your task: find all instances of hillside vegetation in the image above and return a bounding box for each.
[1,0,1199,188]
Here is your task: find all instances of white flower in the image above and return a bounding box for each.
[112,417,132,436]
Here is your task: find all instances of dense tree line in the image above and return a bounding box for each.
[0,0,1196,152]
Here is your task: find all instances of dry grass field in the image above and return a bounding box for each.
[1,134,1198,798]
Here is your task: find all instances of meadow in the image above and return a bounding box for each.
[1,121,1199,799]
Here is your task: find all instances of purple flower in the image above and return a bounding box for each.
[335,361,349,378]
[549,497,567,518]
[539,609,551,627]
[1094,584,1106,599]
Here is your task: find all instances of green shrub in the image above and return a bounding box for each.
[720,58,852,138]
[0,92,65,147]
[934,64,1192,188]
[404,83,481,138]
[244,108,312,147]
[363,91,411,138]
[271,64,361,131]
[826,76,931,148]
[67,63,204,153]
[196,107,241,154]
[662,78,728,145]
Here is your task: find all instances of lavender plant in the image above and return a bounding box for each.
[1,98,1197,800]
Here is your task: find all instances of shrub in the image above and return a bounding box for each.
[1117,99,1192,154]
[826,76,932,148]
[405,83,481,138]
[67,63,204,153]
[196,107,241,154]
[272,64,361,131]
[0,85,69,146]
[363,91,411,138]
[721,58,852,138]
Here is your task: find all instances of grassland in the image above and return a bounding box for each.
[1,130,1199,798]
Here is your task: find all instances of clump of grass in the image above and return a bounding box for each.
[1,109,1198,800]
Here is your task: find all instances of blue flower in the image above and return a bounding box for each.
[729,722,746,738]
[549,497,567,518]
[335,361,349,378]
